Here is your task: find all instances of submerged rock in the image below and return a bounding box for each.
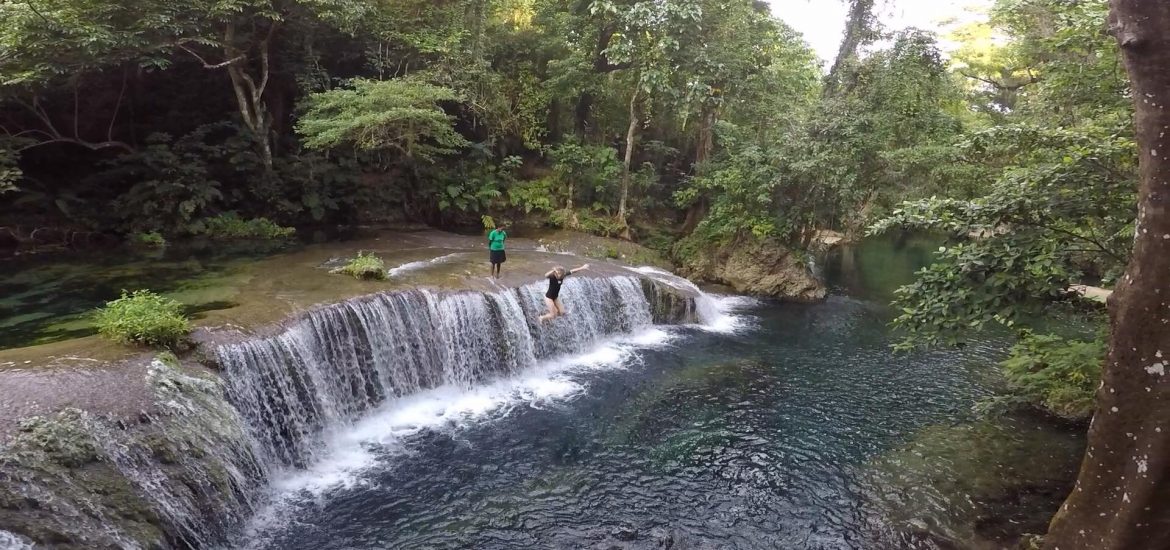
[858,414,1085,549]
[678,237,825,302]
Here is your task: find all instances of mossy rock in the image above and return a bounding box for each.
[11,409,100,468]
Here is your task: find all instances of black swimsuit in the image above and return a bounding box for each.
[546,273,568,299]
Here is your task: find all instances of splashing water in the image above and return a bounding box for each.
[629,266,755,333]
[386,252,466,277]
[216,275,720,472]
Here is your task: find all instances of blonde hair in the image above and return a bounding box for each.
[555,266,567,277]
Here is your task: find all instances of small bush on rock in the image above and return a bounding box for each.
[131,231,167,247]
[95,290,191,348]
[332,251,386,280]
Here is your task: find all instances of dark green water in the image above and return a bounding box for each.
[0,240,301,350]
[238,235,1084,550]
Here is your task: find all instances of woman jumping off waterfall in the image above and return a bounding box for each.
[539,264,590,323]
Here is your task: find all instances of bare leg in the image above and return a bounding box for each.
[554,298,568,317]
[539,297,558,323]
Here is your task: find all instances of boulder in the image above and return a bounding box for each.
[679,237,826,302]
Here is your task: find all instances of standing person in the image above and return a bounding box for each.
[487,223,507,278]
[539,264,590,323]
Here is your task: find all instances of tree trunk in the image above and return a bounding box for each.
[680,198,707,235]
[223,21,277,172]
[1044,3,1170,549]
[617,86,640,231]
[575,92,594,136]
[824,0,876,98]
[695,105,717,167]
[679,105,717,236]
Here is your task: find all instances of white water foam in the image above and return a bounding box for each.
[629,266,757,333]
[235,327,677,546]
[267,327,673,495]
[387,252,465,277]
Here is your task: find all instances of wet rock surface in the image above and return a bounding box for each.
[0,358,264,549]
[679,237,825,302]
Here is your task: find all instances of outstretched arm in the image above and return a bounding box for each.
[569,264,590,274]
[544,268,557,278]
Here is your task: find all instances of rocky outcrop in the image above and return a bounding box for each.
[0,355,264,549]
[640,278,701,324]
[678,237,826,302]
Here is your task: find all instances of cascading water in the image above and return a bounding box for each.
[216,275,689,472]
[630,266,752,332]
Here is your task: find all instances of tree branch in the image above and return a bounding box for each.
[108,67,129,143]
[256,21,279,100]
[22,1,52,25]
[959,70,1039,91]
[20,97,59,137]
[176,43,245,69]
[72,78,80,139]
[18,138,134,153]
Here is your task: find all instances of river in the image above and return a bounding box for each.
[228,235,1084,550]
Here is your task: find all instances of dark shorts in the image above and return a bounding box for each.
[490,249,506,264]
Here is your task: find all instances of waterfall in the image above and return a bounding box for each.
[630,266,741,328]
[216,275,683,470]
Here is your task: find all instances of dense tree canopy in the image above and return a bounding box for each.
[871,0,1133,349]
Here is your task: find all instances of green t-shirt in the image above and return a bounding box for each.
[488,229,507,251]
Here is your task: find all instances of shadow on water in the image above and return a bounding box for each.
[822,232,945,304]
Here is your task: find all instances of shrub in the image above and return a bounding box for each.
[94,290,191,348]
[195,213,295,240]
[331,251,386,280]
[998,332,1105,420]
[131,231,167,247]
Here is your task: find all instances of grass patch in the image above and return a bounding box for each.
[94,290,191,348]
[196,213,295,240]
[331,251,387,280]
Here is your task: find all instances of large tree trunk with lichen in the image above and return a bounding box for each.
[1043,2,1170,549]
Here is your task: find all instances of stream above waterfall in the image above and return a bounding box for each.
[227,236,1084,550]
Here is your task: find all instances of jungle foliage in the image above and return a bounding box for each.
[0,0,1138,413]
[1,0,978,245]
